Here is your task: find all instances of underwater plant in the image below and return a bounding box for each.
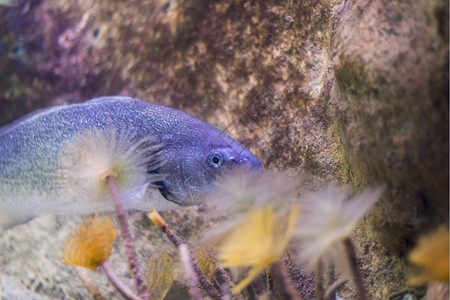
[148,209,222,299]
[107,174,150,299]
[147,251,177,300]
[145,240,235,299]
[62,216,141,300]
[218,204,299,296]
[200,170,305,298]
[203,170,383,299]
[295,185,383,300]
[60,168,384,300]
[62,216,117,270]
[408,226,449,285]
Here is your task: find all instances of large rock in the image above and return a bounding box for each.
[0,0,447,299]
[330,0,448,298]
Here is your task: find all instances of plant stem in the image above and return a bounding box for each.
[324,279,347,300]
[270,260,301,300]
[74,266,106,300]
[212,277,223,294]
[148,209,222,299]
[106,175,149,300]
[343,238,369,300]
[216,266,246,300]
[102,261,142,300]
[315,260,324,300]
[193,259,222,298]
[217,267,235,290]
[149,210,182,247]
[179,244,203,300]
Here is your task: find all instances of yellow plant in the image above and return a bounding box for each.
[147,252,176,300]
[218,204,299,293]
[409,226,449,284]
[146,246,218,300]
[192,245,218,280]
[62,216,117,270]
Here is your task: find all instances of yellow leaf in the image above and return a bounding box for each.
[62,216,117,270]
[409,226,449,284]
[218,204,299,293]
[147,252,175,300]
[192,245,218,279]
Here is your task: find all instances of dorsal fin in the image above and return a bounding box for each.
[85,96,135,104]
[0,105,66,138]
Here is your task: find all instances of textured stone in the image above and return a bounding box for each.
[0,0,448,299]
[330,0,448,298]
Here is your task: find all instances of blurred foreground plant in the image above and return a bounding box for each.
[218,204,299,297]
[60,169,384,300]
[206,170,383,300]
[202,170,305,299]
[62,216,141,300]
[295,185,383,300]
[408,226,449,285]
[62,160,150,300]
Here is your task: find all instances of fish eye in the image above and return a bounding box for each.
[208,153,224,168]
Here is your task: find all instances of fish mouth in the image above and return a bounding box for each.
[154,180,182,205]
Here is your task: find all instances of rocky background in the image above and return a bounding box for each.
[0,0,448,299]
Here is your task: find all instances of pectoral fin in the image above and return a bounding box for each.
[0,209,34,231]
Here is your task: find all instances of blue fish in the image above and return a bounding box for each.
[0,96,263,229]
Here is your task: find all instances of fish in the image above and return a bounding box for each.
[0,96,263,230]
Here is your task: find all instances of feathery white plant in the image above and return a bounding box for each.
[295,185,383,269]
[56,126,164,213]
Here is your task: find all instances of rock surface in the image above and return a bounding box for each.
[0,0,448,299]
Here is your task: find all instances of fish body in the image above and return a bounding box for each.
[0,96,263,229]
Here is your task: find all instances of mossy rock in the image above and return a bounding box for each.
[0,0,448,298]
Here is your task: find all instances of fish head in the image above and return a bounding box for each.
[154,121,263,206]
